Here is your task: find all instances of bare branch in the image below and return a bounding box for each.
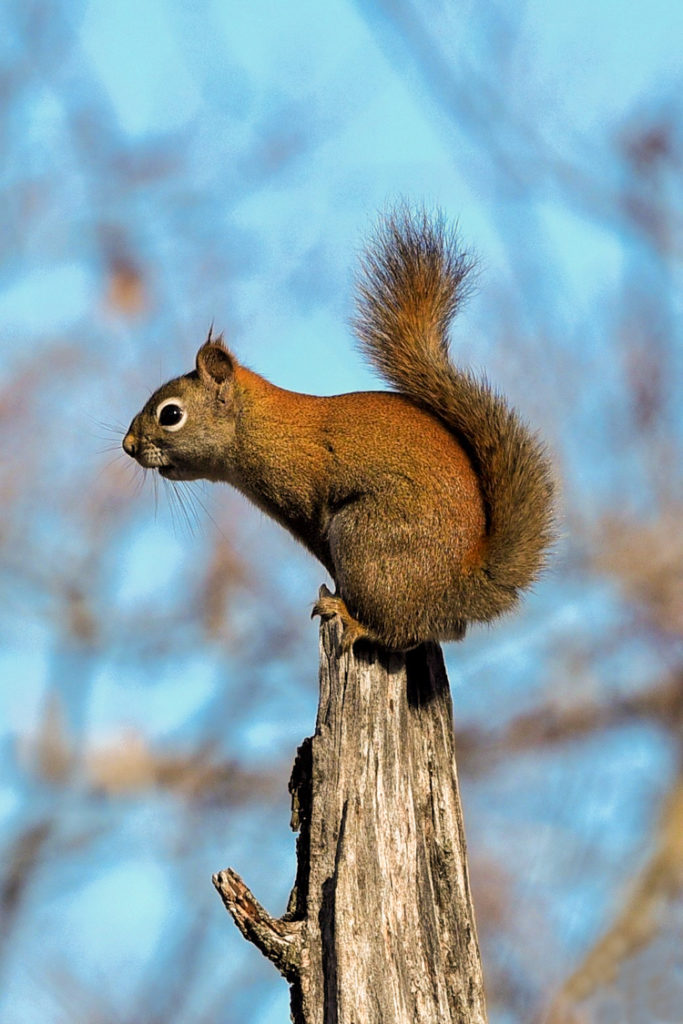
[212,868,303,980]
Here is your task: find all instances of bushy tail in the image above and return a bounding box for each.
[353,207,555,621]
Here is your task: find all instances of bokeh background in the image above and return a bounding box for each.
[1,1,682,1022]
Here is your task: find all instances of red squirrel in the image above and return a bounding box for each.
[123,209,554,650]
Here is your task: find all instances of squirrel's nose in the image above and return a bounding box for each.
[122,433,137,458]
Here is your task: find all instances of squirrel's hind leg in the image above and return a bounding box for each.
[311,584,380,653]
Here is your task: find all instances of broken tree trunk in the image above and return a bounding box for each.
[213,602,488,1024]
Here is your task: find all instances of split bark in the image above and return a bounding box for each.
[213,601,488,1024]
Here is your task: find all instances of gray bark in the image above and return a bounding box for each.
[213,599,488,1024]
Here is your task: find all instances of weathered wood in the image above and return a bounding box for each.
[214,599,488,1024]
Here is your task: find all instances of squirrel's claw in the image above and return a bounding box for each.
[311,586,341,621]
[311,587,374,653]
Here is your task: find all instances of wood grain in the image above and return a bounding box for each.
[214,598,488,1023]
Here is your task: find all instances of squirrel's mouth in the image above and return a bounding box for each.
[158,463,199,482]
[132,447,200,481]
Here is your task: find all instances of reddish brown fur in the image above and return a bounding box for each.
[123,208,554,650]
[228,367,486,646]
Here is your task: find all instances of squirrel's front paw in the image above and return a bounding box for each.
[311,586,374,653]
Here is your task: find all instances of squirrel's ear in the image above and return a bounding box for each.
[196,340,235,388]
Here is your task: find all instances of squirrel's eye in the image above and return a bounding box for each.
[159,404,183,425]
[156,398,187,431]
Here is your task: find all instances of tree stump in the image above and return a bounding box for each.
[213,599,488,1024]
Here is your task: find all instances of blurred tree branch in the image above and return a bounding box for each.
[544,775,683,1023]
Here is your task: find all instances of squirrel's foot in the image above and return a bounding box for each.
[311,585,375,653]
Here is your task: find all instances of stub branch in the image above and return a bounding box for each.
[212,868,303,981]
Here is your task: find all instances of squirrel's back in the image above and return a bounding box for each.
[353,207,555,623]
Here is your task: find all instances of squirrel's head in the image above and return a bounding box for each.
[122,332,238,482]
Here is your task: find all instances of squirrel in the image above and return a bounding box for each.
[122,208,554,651]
